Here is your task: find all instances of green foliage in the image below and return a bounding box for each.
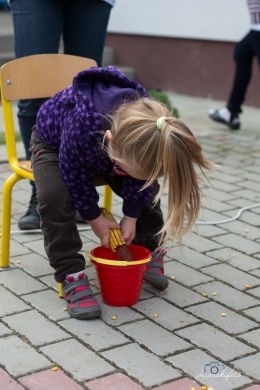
[148,88,179,118]
[0,132,22,145]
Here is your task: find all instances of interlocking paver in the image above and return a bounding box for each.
[0,335,51,376]
[238,328,260,349]
[213,233,260,255]
[23,290,69,321]
[232,352,260,381]
[176,323,255,361]
[11,253,53,276]
[0,321,12,336]
[0,285,29,316]
[166,348,251,390]
[153,378,201,389]
[206,248,260,271]
[201,263,260,290]
[243,306,260,322]
[192,223,227,238]
[0,268,46,295]
[164,261,213,286]
[95,296,144,326]
[194,281,260,310]
[247,286,260,299]
[119,319,191,356]
[134,297,199,330]
[0,368,24,390]
[86,373,143,390]
[102,343,181,387]
[166,245,217,268]
[9,239,31,257]
[218,219,260,241]
[19,369,83,390]
[40,339,114,382]
[145,279,207,307]
[182,231,222,252]
[3,310,69,346]
[186,301,258,334]
[58,318,129,351]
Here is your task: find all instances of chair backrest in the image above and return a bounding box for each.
[0,53,96,101]
[0,54,96,166]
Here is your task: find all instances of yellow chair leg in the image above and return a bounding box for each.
[57,282,63,298]
[103,185,112,212]
[0,173,22,268]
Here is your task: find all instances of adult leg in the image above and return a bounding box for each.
[31,132,86,282]
[227,32,255,115]
[10,0,63,229]
[63,0,112,65]
[251,30,260,65]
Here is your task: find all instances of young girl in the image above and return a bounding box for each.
[31,66,210,320]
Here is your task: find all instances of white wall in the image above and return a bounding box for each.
[108,0,250,42]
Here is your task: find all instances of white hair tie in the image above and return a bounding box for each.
[156,116,166,130]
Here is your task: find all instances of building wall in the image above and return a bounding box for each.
[107,0,250,42]
[106,1,260,107]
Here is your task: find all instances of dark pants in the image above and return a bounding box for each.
[227,30,260,115]
[31,132,164,282]
[10,0,112,175]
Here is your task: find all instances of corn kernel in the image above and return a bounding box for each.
[52,367,59,372]
[111,315,117,320]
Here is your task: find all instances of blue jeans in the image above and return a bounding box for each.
[10,0,112,162]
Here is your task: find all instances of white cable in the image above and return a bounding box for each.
[195,203,260,225]
[3,202,260,237]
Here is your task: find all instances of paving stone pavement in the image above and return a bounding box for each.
[1,96,260,389]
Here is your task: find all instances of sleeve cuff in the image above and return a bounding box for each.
[123,200,143,218]
[78,204,101,221]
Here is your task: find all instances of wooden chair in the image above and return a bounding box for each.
[0,54,112,296]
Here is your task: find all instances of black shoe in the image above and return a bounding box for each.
[18,192,40,230]
[208,107,240,130]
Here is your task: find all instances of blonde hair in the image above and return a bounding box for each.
[107,97,211,244]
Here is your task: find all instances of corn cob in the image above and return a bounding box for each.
[102,208,133,261]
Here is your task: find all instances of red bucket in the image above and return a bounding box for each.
[89,244,151,307]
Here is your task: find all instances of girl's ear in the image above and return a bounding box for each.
[105,130,113,142]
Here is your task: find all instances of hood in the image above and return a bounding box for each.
[72,66,148,114]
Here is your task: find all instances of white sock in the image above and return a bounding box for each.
[218,107,231,121]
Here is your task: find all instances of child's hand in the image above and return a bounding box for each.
[88,214,119,248]
[120,215,137,245]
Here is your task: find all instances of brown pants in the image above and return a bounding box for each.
[31,132,164,282]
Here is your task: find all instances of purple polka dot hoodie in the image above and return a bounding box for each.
[35,66,154,221]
